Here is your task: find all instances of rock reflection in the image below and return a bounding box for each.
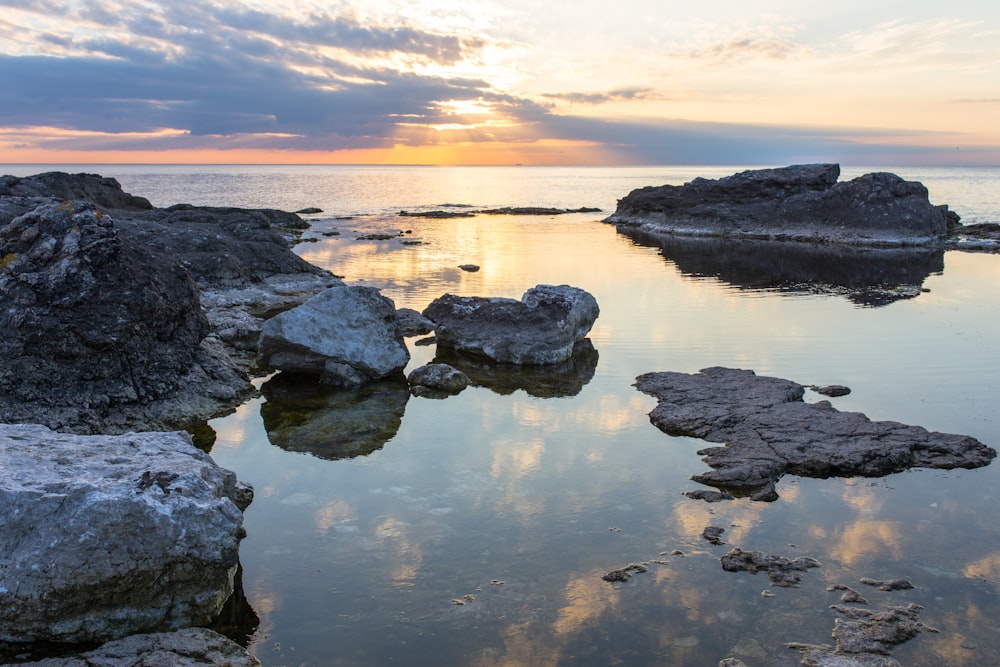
[260,373,409,459]
[431,339,598,398]
[619,228,945,306]
[207,564,259,647]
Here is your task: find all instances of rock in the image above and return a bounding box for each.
[720,548,821,587]
[0,424,251,644]
[702,526,726,545]
[459,263,481,272]
[295,207,323,214]
[685,489,734,503]
[811,384,852,397]
[828,584,870,605]
[422,284,599,365]
[788,603,937,666]
[407,363,470,398]
[260,373,409,459]
[602,563,648,583]
[4,627,260,666]
[605,164,957,246]
[634,367,996,500]
[860,578,914,592]
[0,200,224,433]
[719,660,750,667]
[258,285,410,387]
[0,172,153,211]
[396,307,436,337]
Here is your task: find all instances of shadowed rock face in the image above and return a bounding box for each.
[634,367,996,501]
[619,228,945,307]
[606,164,958,246]
[0,172,154,211]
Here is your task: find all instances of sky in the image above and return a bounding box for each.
[1,0,998,165]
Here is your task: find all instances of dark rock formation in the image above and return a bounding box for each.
[602,563,648,583]
[257,285,410,387]
[0,424,251,645]
[861,578,914,592]
[407,363,470,398]
[702,526,726,545]
[4,628,260,666]
[423,284,599,365]
[635,367,996,501]
[606,164,958,246]
[396,307,436,336]
[0,172,337,433]
[720,548,821,587]
[617,228,945,307]
[260,373,409,460]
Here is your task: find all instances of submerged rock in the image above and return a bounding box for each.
[257,285,410,387]
[0,424,251,645]
[5,627,260,666]
[720,548,821,587]
[635,367,996,501]
[423,284,599,365]
[407,363,470,398]
[606,164,958,246]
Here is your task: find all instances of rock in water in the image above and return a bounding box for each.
[605,164,958,246]
[422,284,600,365]
[257,285,410,387]
[634,367,996,501]
[0,424,252,644]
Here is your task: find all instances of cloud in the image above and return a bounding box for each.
[541,87,656,105]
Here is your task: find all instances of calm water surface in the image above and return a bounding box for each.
[6,164,1000,666]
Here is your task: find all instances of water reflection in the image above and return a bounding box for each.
[432,339,598,398]
[259,373,409,459]
[619,228,945,306]
[208,564,260,647]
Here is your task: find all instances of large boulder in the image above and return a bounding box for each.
[635,367,996,501]
[0,172,153,211]
[422,284,600,365]
[605,164,958,246]
[0,424,252,644]
[0,200,217,431]
[257,285,410,387]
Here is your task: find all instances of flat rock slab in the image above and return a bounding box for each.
[635,367,996,501]
[0,424,252,644]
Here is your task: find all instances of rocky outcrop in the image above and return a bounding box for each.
[605,164,959,246]
[720,548,821,587]
[257,285,410,387]
[4,627,260,666]
[0,424,251,645]
[0,172,338,433]
[422,284,600,365]
[634,367,996,501]
[407,363,471,398]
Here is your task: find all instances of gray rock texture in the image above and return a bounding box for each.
[0,424,252,645]
[605,164,958,246]
[0,172,337,433]
[407,363,471,398]
[257,285,410,386]
[422,284,599,365]
[635,367,996,501]
[3,627,260,666]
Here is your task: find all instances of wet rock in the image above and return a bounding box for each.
[702,526,727,545]
[258,285,410,387]
[606,164,956,246]
[432,339,598,398]
[396,307,436,337]
[407,363,470,398]
[947,221,1000,252]
[719,660,750,667]
[602,563,648,583]
[720,548,821,587]
[828,584,869,605]
[260,373,409,460]
[4,628,260,666]
[459,263,481,272]
[616,227,945,307]
[423,284,599,365]
[685,489,735,503]
[296,207,323,214]
[811,385,852,397]
[635,367,996,500]
[860,578,914,592]
[788,603,938,665]
[0,424,251,644]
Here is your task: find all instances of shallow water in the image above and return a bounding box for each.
[5,164,1000,665]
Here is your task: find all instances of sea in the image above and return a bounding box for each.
[3,164,1000,666]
